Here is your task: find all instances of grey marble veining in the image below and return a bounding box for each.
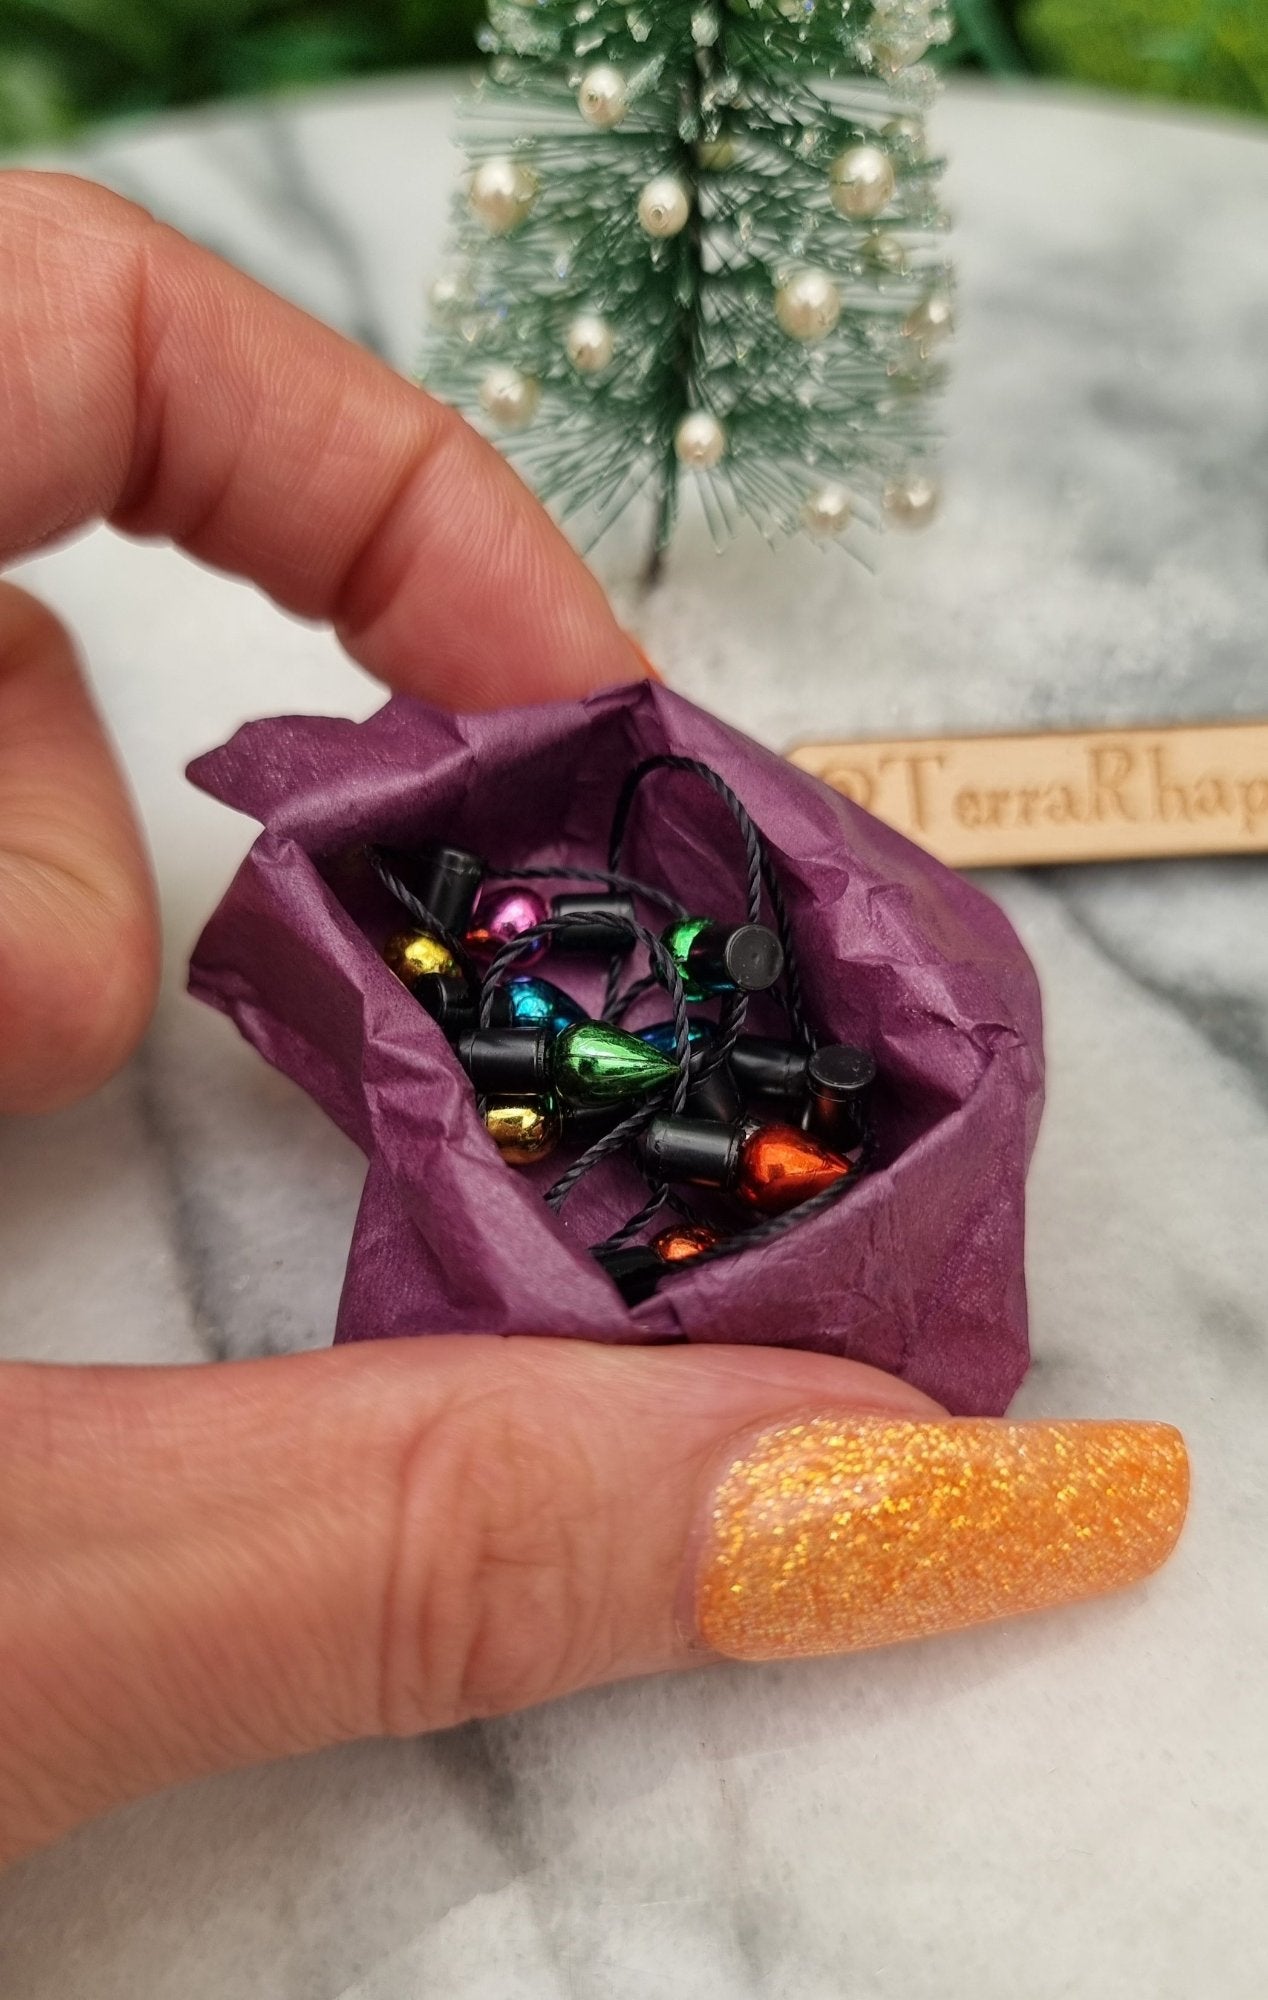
[1,77,1267,2000]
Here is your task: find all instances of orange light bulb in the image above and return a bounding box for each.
[652,1222,726,1264]
[734,1122,850,1214]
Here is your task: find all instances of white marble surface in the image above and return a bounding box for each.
[2,75,1267,2000]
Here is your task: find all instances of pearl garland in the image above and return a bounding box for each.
[674,411,726,469]
[565,313,615,374]
[801,484,853,538]
[577,65,628,129]
[638,175,691,239]
[774,268,841,343]
[883,472,940,527]
[479,365,540,430]
[468,158,538,235]
[828,145,895,220]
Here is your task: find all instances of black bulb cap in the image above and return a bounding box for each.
[730,1035,810,1098]
[550,892,637,955]
[684,921,784,994]
[642,1115,743,1191]
[380,842,484,935]
[456,1026,552,1097]
[686,1061,743,1125]
[413,973,477,1038]
[807,1044,877,1151]
[808,1044,877,1099]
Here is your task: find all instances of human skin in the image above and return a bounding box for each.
[0,173,1186,1870]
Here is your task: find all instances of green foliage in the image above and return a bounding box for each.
[1,0,1262,153]
[0,0,484,148]
[424,0,953,557]
[1021,0,1268,116]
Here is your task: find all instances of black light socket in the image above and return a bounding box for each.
[379,842,484,935]
[642,1115,742,1190]
[686,1060,743,1125]
[457,1026,552,1097]
[413,973,477,1038]
[731,1034,810,1099]
[806,1044,877,1152]
[550,892,638,954]
[688,921,784,994]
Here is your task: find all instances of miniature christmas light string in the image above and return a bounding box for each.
[366,755,874,1298]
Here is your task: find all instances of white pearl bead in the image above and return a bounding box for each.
[801,483,853,538]
[565,313,615,374]
[903,291,955,351]
[863,231,908,275]
[871,25,933,71]
[469,157,538,235]
[883,473,940,527]
[479,365,540,430]
[638,175,691,238]
[674,410,726,469]
[428,270,466,319]
[774,268,841,343]
[829,146,896,220]
[883,116,926,157]
[577,64,628,129]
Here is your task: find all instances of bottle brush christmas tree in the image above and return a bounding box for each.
[424,0,954,575]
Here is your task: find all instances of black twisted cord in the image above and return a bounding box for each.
[608,970,661,1023]
[609,756,763,928]
[367,850,482,994]
[600,954,633,1024]
[607,755,812,1050]
[759,855,813,1052]
[557,1102,674,1246]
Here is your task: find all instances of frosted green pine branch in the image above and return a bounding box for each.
[423,0,955,571]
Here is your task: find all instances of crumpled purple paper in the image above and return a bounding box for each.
[188,680,1044,1415]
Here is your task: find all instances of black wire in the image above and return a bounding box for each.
[606,754,813,1050]
[609,755,764,928]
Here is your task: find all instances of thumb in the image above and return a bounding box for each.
[0,1340,1187,1864]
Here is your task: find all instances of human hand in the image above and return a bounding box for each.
[0,173,1188,1869]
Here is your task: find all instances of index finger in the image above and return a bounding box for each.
[0,170,640,708]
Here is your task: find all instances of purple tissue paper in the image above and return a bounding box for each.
[188,680,1044,1415]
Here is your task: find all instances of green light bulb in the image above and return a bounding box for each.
[552,1022,677,1107]
[660,916,783,1001]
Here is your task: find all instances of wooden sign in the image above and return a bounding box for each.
[788,721,1268,869]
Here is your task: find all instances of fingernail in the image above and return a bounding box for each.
[695,1417,1189,1660]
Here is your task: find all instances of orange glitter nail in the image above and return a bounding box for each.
[696,1417,1189,1660]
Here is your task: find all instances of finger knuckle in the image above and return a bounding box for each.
[379,1357,618,1731]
